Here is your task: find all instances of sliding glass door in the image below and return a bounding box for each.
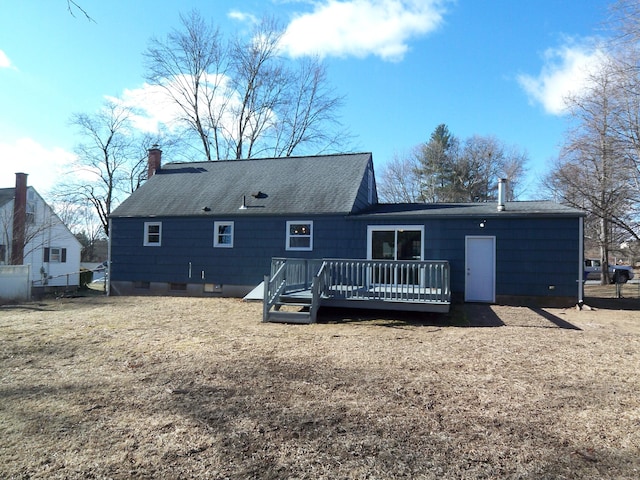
[368,226,424,285]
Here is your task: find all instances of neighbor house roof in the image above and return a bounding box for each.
[0,188,15,208]
[358,201,585,218]
[111,153,374,218]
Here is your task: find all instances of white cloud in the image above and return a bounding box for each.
[109,75,244,139]
[107,83,184,133]
[279,0,449,61]
[518,41,607,115]
[0,49,15,69]
[228,10,259,24]
[0,138,75,194]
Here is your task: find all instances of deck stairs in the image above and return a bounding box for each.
[262,258,323,324]
[267,293,314,324]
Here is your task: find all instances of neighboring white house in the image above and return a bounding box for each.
[0,173,82,292]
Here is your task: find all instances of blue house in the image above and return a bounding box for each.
[109,148,585,321]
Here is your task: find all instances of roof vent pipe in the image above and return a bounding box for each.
[497,178,507,212]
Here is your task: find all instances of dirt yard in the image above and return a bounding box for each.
[1,286,639,479]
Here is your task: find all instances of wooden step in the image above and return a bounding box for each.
[278,296,312,305]
[267,311,313,324]
[276,302,311,308]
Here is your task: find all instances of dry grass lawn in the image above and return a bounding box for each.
[1,286,639,479]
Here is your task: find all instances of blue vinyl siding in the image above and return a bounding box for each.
[111,213,581,300]
[351,216,581,299]
[110,216,367,287]
[351,160,377,213]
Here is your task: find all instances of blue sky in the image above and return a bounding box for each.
[0,0,612,199]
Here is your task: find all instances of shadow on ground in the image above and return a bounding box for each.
[317,303,582,330]
[318,304,506,328]
[584,296,640,311]
[529,307,581,330]
[318,307,453,328]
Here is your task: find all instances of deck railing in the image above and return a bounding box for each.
[264,258,451,322]
[270,258,324,293]
[318,259,450,304]
[263,258,324,322]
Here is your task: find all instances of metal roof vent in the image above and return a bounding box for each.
[497,178,507,212]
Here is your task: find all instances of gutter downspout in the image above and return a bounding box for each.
[578,216,584,306]
[107,218,112,296]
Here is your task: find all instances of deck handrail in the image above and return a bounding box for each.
[263,262,287,322]
[320,259,450,304]
[310,261,330,323]
[265,258,451,322]
[270,257,324,292]
[264,259,325,322]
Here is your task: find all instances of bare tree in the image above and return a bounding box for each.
[546,59,637,283]
[66,0,93,21]
[53,199,104,261]
[608,0,640,46]
[145,11,228,161]
[410,125,527,203]
[377,149,423,203]
[379,126,527,204]
[450,135,527,202]
[270,57,345,157]
[143,11,347,160]
[56,101,137,236]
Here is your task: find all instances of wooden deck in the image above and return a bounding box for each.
[263,258,451,323]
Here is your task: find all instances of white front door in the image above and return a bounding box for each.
[465,236,496,303]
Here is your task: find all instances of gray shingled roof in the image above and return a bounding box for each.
[111,153,373,218]
[358,201,585,218]
[0,188,15,208]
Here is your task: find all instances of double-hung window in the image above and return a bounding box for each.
[44,247,67,263]
[214,221,234,248]
[144,222,162,246]
[286,221,313,251]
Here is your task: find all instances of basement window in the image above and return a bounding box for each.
[144,222,162,247]
[286,221,313,251]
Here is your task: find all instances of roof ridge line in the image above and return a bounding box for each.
[162,152,372,167]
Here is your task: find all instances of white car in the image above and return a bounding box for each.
[584,259,634,283]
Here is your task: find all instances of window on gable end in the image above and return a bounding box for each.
[44,247,67,263]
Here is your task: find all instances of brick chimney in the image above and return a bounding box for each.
[11,173,28,265]
[147,145,162,179]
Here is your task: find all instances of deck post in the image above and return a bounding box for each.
[310,276,319,324]
[262,274,270,322]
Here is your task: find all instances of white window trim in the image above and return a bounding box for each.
[144,221,162,247]
[286,220,313,251]
[214,221,234,248]
[366,225,424,260]
[50,247,62,263]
